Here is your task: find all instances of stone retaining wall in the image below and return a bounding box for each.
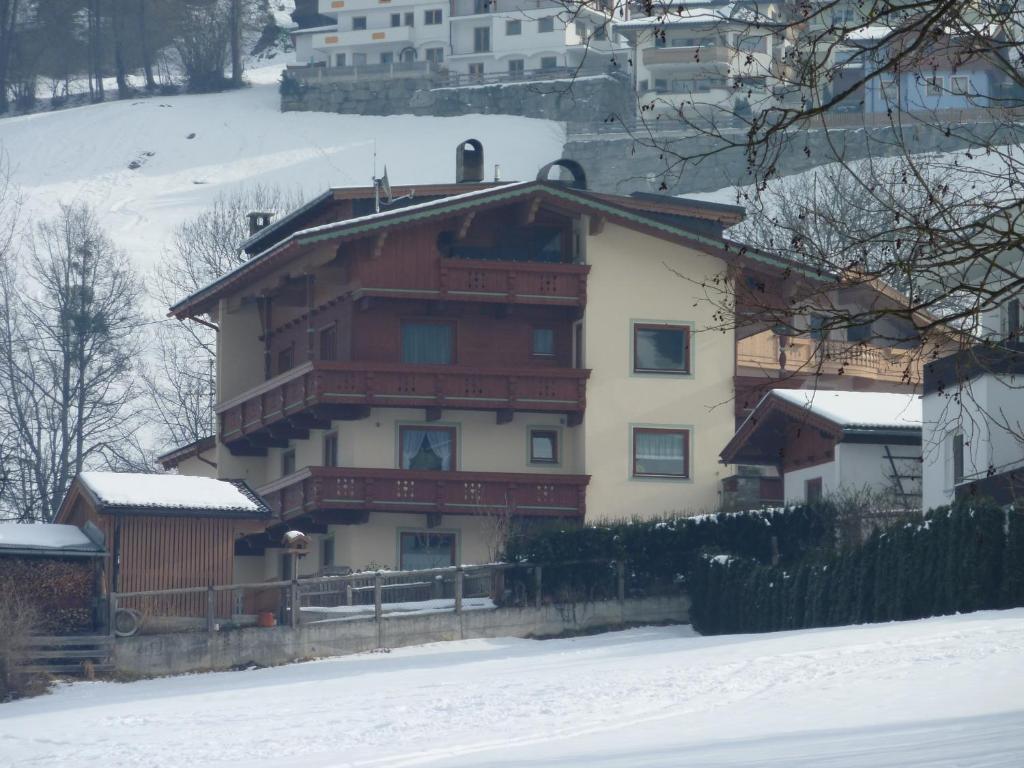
[113,594,690,676]
[281,71,633,125]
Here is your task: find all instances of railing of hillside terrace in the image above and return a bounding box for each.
[106,559,642,637]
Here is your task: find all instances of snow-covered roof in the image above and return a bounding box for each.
[78,472,270,516]
[0,523,104,556]
[770,389,922,430]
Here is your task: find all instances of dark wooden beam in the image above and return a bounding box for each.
[312,509,370,525]
[334,404,371,421]
[496,409,514,425]
[268,424,309,442]
[425,406,443,422]
[371,231,388,259]
[456,211,476,240]
[589,215,606,235]
[288,414,332,431]
[521,196,542,226]
[228,439,269,457]
[566,412,583,428]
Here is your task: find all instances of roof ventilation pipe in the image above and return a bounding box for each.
[536,159,587,190]
[456,139,484,183]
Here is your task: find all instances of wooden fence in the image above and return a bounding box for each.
[107,560,637,637]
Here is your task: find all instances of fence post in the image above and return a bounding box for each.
[454,567,464,614]
[534,565,542,609]
[346,582,354,606]
[616,560,626,603]
[290,578,300,629]
[374,571,383,621]
[206,585,216,633]
[108,592,117,637]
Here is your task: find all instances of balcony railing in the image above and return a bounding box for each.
[218,361,589,451]
[736,333,923,385]
[353,258,589,307]
[259,466,589,520]
[642,46,732,68]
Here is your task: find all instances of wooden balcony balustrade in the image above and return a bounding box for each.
[218,361,589,453]
[259,466,589,521]
[736,333,923,385]
[352,258,589,307]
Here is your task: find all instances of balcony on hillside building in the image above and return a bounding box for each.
[259,466,589,521]
[642,46,732,71]
[218,361,589,454]
[736,333,923,385]
[348,257,590,307]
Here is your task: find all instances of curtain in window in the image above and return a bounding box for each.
[401,428,453,471]
[424,429,453,468]
[635,328,686,371]
[402,323,452,364]
[635,432,685,475]
[401,429,423,469]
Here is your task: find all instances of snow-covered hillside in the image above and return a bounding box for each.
[1,610,1022,767]
[0,60,565,286]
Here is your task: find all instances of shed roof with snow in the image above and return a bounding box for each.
[0,523,105,558]
[721,389,922,466]
[58,472,273,520]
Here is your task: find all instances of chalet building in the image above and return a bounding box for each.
[167,148,804,577]
[921,292,1024,510]
[292,0,625,79]
[720,389,923,506]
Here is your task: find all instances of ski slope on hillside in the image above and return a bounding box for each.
[0,60,565,281]
[1,610,1022,767]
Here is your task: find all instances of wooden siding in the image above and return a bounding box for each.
[260,466,589,521]
[115,515,242,616]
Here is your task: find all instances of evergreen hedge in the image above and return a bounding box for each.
[503,505,835,601]
[687,501,1024,635]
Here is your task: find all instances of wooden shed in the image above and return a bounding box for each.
[0,523,106,635]
[56,473,273,604]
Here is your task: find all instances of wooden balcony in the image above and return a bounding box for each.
[218,361,589,453]
[353,258,589,307]
[259,466,589,521]
[736,333,923,385]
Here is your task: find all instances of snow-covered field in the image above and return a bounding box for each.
[0,59,565,280]
[1,610,1022,767]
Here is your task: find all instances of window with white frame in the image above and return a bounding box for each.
[424,8,442,24]
[538,16,554,33]
[926,76,943,97]
[951,75,969,95]
[426,47,444,64]
[352,16,366,30]
[506,19,521,35]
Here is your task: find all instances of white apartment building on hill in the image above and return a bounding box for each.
[293,0,627,78]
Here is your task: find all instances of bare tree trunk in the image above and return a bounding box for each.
[0,0,20,114]
[111,0,129,97]
[138,0,156,89]
[230,0,243,86]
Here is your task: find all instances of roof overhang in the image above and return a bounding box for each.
[170,180,785,321]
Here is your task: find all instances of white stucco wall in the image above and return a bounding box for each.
[580,222,735,520]
[783,460,839,503]
[922,372,1024,511]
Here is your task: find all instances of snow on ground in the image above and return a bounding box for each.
[302,597,495,620]
[2,610,1022,767]
[0,57,565,284]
